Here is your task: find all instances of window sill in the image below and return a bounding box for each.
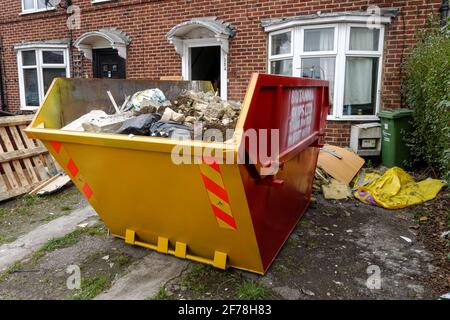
[327,115,380,122]
[20,8,56,16]
[20,106,39,111]
[92,0,114,4]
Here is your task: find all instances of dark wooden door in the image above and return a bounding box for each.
[93,48,126,79]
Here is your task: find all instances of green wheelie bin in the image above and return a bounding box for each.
[378,109,413,168]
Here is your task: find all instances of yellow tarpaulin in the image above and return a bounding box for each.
[354,167,446,209]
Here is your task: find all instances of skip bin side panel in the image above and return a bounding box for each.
[236,74,328,273]
[240,146,319,272]
[44,139,264,273]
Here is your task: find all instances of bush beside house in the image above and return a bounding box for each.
[403,16,450,181]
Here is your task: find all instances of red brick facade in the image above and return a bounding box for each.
[0,0,442,146]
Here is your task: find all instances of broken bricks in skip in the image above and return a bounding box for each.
[25,74,329,274]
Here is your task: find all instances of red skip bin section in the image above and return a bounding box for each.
[239,74,329,272]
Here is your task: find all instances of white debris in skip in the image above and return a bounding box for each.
[61,110,133,133]
[82,112,133,133]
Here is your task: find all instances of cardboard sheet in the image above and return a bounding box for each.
[317,144,365,185]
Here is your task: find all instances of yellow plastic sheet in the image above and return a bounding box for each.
[354,167,446,209]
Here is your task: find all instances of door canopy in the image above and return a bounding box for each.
[74,27,131,60]
[166,17,236,54]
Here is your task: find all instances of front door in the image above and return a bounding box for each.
[93,48,126,79]
[189,46,221,95]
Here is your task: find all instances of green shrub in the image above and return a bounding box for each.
[402,16,450,181]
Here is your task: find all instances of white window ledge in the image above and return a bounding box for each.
[20,7,56,16]
[263,14,392,33]
[327,115,380,122]
[92,0,114,3]
[20,106,39,112]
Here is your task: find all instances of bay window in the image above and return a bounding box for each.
[17,47,70,110]
[268,23,384,120]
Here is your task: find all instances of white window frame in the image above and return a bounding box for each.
[20,0,55,15]
[340,24,384,120]
[17,45,70,110]
[268,28,294,75]
[268,22,385,121]
[181,38,228,101]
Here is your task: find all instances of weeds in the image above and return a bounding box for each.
[22,194,40,207]
[71,276,110,300]
[31,225,107,263]
[151,287,168,300]
[235,281,267,300]
[0,261,24,283]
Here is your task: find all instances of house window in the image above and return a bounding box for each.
[269,30,293,76]
[21,0,54,14]
[268,24,384,120]
[17,47,70,110]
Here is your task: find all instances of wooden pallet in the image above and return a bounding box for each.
[0,115,58,201]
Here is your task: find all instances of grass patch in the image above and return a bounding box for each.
[413,209,430,224]
[0,208,8,218]
[71,276,110,300]
[31,225,107,263]
[298,219,310,228]
[307,240,318,249]
[235,281,268,300]
[151,287,168,300]
[0,261,24,283]
[113,254,131,267]
[180,264,211,294]
[22,194,40,207]
[15,207,28,215]
[287,238,299,246]
[84,225,108,236]
[61,205,72,211]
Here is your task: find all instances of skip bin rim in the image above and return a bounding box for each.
[26,74,329,158]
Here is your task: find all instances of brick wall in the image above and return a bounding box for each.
[0,0,442,146]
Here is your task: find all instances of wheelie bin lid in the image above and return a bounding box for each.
[377,108,413,119]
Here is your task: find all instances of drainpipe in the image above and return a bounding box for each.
[0,36,7,111]
[441,0,449,26]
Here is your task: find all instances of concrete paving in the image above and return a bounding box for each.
[0,206,96,272]
[95,253,189,300]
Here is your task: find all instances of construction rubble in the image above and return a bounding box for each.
[62,88,241,141]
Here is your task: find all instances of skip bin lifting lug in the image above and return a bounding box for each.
[123,229,228,270]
